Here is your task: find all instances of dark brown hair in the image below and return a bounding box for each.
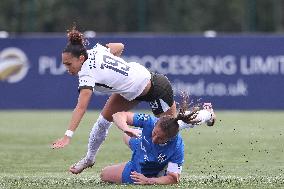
[63,26,88,61]
[157,92,200,139]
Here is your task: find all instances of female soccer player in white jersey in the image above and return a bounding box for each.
[51,27,215,174]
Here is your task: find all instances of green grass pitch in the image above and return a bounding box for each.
[0,110,283,189]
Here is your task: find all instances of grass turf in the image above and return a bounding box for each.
[0,110,283,189]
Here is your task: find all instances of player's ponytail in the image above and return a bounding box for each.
[175,92,201,125]
[157,92,200,139]
[67,28,85,46]
[63,26,88,61]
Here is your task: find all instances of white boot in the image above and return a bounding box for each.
[178,103,216,130]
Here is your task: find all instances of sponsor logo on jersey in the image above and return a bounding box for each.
[137,113,150,121]
[0,47,29,83]
[157,153,167,163]
[143,154,149,162]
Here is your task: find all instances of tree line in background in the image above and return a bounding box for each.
[0,0,283,34]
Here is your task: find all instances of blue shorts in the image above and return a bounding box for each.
[121,161,134,184]
[121,137,140,184]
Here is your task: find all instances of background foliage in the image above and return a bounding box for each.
[0,0,283,33]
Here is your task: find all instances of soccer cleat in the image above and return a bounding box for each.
[203,103,216,126]
[69,157,95,174]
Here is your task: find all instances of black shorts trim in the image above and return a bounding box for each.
[135,72,174,116]
[95,83,113,89]
[78,86,93,92]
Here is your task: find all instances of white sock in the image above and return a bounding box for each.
[86,114,112,161]
[178,110,212,130]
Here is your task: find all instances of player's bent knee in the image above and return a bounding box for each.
[100,167,108,182]
[100,166,116,183]
[100,164,124,183]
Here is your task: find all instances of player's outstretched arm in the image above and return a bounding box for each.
[52,89,92,149]
[106,43,124,57]
[112,112,140,138]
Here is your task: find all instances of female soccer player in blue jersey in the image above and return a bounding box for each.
[100,109,198,185]
[100,96,216,185]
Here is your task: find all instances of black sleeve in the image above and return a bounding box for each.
[78,86,93,93]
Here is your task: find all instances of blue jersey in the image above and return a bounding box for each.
[122,113,184,183]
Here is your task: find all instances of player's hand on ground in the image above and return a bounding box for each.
[124,128,141,138]
[130,171,151,185]
[52,136,70,149]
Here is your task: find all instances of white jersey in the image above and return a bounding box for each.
[78,43,151,101]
